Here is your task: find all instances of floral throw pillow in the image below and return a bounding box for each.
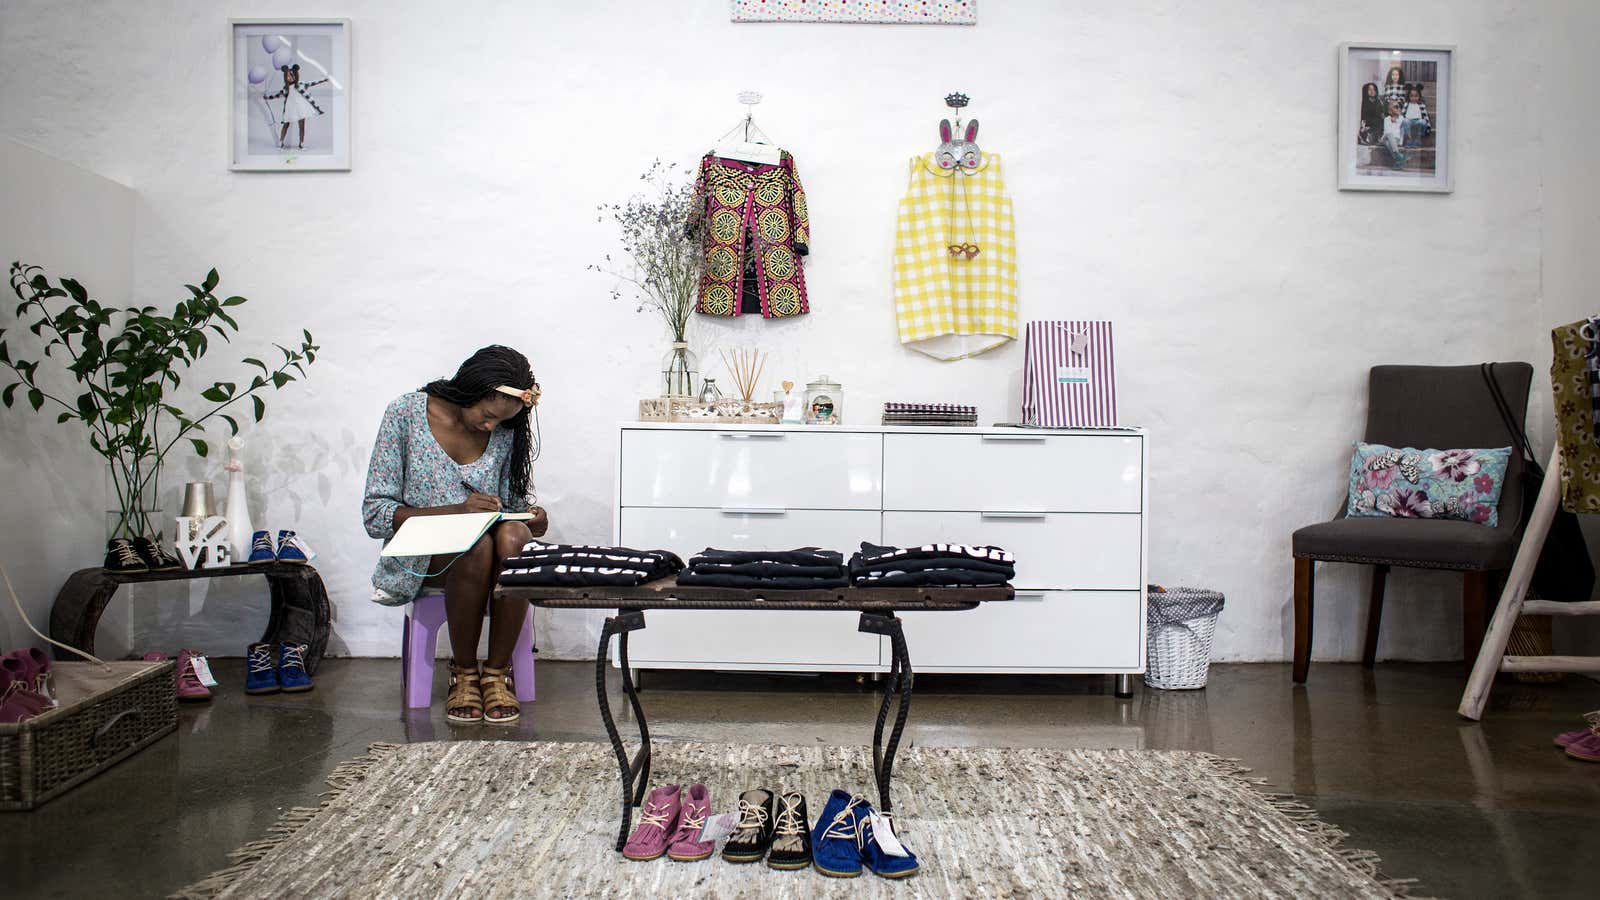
[1346,442,1513,526]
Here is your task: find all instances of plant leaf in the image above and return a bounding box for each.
[220,414,238,435]
[222,295,247,307]
[202,269,219,292]
[243,357,266,372]
[271,372,292,388]
[200,386,229,403]
[252,395,265,422]
[1,383,15,407]
[57,411,71,423]
[190,438,208,458]
[27,388,42,411]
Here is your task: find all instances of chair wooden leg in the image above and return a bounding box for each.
[1462,570,1492,666]
[1363,564,1389,668]
[1293,557,1315,683]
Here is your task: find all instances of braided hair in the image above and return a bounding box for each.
[421,345,538,503]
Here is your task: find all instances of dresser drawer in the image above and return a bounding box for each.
[620,429,883,510]
[881,511,1140,590]
[619,507,881,558]
[899,590,1143,671]
[882,433,1141,513]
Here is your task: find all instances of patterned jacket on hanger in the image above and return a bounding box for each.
[687,151,811,318]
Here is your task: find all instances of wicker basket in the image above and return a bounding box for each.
[0,659,177,810]
[1144,585,1225,691]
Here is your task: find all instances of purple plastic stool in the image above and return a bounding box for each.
[402,590,536,709]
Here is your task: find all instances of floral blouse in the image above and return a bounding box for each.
[362,392,529,605]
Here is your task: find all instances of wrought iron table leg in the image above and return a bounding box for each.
[860,613,913,818]
[595,610,649,851]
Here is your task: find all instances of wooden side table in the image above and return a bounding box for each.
[49,563,332,673]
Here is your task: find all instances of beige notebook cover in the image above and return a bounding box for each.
[379,511,532,558]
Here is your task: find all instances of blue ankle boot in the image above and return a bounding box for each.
[277,642,313,692]
[810,790,867,878]
[245,642,279,694]
[859,808,919,879]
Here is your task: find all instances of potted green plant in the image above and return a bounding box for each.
[1,262,320,540]
[590,160,703,397]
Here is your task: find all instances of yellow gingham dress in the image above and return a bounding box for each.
[892,152,1018,360]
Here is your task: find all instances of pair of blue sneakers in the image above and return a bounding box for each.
[247,530,310,565]
[244,641,314,694]
[810,789,919,879]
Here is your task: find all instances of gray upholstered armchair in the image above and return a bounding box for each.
[1290,363,1531,682]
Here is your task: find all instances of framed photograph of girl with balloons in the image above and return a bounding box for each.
[230,19,351,172]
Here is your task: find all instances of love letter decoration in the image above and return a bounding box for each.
[174,515,232,569]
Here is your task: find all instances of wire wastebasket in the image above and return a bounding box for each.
[1144,585,1225,690]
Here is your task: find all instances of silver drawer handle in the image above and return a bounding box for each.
[980,511,1048,519]
[719,432,785,440]
[980,434,1046,443]
[720,507,788,516]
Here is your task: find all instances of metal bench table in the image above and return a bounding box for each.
[496,576,1012,852]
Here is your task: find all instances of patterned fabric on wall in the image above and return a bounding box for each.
[732,0,977,25]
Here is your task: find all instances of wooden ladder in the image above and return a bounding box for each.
[1459,443,1600,719]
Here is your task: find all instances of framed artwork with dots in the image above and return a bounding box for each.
[731,0,976,24]
[229,19,352,172]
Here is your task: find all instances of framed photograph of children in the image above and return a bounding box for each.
[230,19,351,172]
[1338,43,1453,193]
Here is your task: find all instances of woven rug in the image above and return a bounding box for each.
[176,741,1412,899]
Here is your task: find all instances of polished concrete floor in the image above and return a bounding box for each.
[9,660,1600,899]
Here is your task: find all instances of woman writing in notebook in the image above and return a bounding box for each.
[362,345,548,725]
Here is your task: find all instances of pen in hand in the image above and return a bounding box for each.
[460,480,501,513]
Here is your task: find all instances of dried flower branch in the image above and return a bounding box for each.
[589,160,701,342]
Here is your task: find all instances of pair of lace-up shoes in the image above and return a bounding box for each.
[719,788,813,870]
[104,537,182,574]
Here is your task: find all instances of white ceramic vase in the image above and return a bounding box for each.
[225,440,254,561]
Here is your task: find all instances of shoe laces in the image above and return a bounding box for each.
[675,803,707,839]
[732,798,769,838]
[820,796,868,849]
[248,645,275,675]
[774,794,806,839]
[637,800,673,833]
[111,542,142,566]
[252,533,274,552]
[1586,709,1600,735]
[280,644,308,672]
[178,652,207,689]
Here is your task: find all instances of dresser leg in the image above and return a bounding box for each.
[1113,674,1135,699]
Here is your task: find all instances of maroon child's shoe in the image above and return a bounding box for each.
[667,783,715,862]
[623,784,682,861]
[0,669,51,724]
[1565,731,1600,762]
[174,649,213,703]
[1555,710,1600,747]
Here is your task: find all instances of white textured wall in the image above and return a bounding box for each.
[0,1,1571,662]
[0,138,135,655]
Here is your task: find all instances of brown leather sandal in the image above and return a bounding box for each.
[445,661,483,725]
[479,665,520,725]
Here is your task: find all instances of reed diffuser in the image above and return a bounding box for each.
[719,347,768,403]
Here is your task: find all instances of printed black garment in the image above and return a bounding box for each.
[689,547,845,568]
[500,564,662,587]
[689,561,849,578]
[857,568,1010,587]
[499,541,683,587]
[676,570,849,590]
[852,542,1014,568]
[849,556,1015,579]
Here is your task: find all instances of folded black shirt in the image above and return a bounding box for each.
[677,570,849,590]
[689,561,848,578]
[500,564,660,587]
[499,541,683,587]
[690,547,845,568]
[857,568,1010,587]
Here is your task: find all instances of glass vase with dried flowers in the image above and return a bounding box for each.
[590,160,703,398]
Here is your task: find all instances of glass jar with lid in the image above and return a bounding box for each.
[804,375,843,425]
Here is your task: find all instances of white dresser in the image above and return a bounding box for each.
[613,423,1147,677]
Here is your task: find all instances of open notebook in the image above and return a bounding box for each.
[379,511,535,558]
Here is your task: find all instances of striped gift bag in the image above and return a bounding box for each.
[1021,321,1118,427]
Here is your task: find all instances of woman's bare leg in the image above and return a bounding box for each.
[485,521,535,669]
[443,533,497,665]
[298,119,306,148]
[278,122,289,147]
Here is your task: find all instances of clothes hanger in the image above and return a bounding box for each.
[712,90,782,165]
